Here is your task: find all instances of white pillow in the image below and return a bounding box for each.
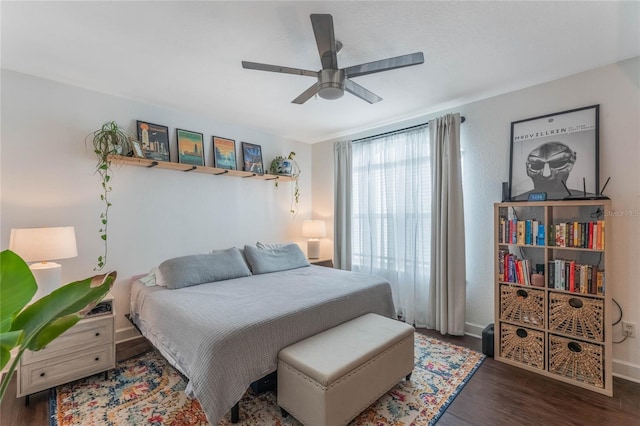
[138,267,167,287]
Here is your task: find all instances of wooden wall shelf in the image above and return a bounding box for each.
[108,155,297,182]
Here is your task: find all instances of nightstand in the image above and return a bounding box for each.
[17,294,115,401]
[309,258,333,268]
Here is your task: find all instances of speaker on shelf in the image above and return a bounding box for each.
[502,182,510,202]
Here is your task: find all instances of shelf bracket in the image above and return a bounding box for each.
[213,170,229,176]
[183,166,197,172]
[146,161,159,168]
[243,173,257,178]
[265,175,280,181]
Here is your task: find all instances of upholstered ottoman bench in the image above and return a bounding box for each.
[277,313,415,426]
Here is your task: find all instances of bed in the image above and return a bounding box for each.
[129,246,395,425]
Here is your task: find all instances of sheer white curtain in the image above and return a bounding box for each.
[351,127,432,326]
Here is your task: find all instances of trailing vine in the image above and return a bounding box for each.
[270,151,300,217]
[89,122,132,270]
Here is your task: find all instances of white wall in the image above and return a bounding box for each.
[1,70,312,341]
[312,57,640,381]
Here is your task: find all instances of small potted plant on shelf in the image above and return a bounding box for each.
[270,151,300,216]
[87,121,133,270]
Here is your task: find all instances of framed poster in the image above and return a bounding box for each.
[241,142,264,174]
[213,136,237,170]
[176,129,205,166]
[509,105,599,201]
[137,121,170,162]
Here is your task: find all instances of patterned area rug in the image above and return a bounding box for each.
[50,333,484,425]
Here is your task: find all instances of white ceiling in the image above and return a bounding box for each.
[2,1,638,143]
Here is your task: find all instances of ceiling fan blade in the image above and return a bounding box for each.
[292,83,320,104]
[242,61,317,78]
[344,78,382,104]
[344,52,424,78]
[310,14,338,70]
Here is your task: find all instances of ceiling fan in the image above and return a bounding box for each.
[242,14,424,104]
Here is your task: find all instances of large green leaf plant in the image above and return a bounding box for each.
[0,250,115,401]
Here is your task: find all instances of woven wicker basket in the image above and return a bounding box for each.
[548,334,604,388]
[548,292,604,342]
[500,323,545,370]
[500,285,545,327]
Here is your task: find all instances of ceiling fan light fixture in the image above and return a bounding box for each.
[318,68,345,100]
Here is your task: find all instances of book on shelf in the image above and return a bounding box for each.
[546,258,604,295]
[498,217,545,246]
[498,251,533,285]
[547,220,605,249]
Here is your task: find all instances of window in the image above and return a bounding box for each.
[351,126,431,298]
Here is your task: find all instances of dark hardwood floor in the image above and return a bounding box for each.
[2,331,638,425]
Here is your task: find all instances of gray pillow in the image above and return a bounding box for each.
[244,243,310,274]
[159,248,251,289]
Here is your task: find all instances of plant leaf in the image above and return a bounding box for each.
[30,315,80,350]
[0,251,37,333]
[0,329,24,369]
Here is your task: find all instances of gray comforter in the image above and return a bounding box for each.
[130,265,395,424]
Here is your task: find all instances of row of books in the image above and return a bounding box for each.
[498,219,545,246]
[548,260,604,295]
[549,221,605,249]
[498,252,534,285]
[498,218,605,249]
[498,251,604,295]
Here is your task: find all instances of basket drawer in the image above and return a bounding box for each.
[500,285,545,327]
[548,334,604,388]
[548,293,604,342]
[499,322,545,370]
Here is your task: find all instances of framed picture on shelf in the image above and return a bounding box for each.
[137,121,171,162]
[130,140,144,158]
[241,142,264,174]
[509,105,599,201]
[176,129,205,166]
[213,136,237,170]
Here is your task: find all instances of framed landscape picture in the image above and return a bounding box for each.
[213,136,237,170]
[176,129,205,166]
[137,121,171,162]
[241,142,264,174]
[509,105,599,201]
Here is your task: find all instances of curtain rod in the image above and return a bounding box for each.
[353,116,465,144]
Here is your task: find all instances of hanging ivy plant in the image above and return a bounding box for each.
[88,121,132,270]
[270,151,300,216]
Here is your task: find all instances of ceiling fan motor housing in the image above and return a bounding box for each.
[318,69,345,100]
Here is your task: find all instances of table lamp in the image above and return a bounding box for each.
[9,226,78,300]
[302,220,326,259]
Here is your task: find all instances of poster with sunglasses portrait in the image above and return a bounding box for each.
[509,105,599,201]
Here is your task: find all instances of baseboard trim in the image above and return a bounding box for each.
[464,322,485,339]
[116,325,141,343]
[613,359,640,383]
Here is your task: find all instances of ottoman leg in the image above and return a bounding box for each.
[406,372,412,381]
[280,407,289,418]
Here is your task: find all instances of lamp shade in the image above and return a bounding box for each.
[302,220,326,238]
[9,226,78,262]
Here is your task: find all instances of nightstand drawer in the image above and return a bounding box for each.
[22,316,113,364]
[19,345,114,396]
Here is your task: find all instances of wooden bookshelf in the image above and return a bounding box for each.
[494,200,612,396]
[108,155,297,182]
